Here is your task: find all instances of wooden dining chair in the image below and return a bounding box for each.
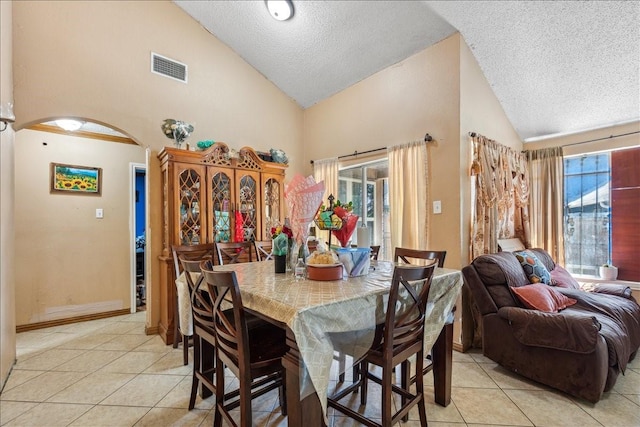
[200,262,288,427]
[328,264,436,427]
[393,247,449,409]
[171,243,216,365]
[253,240,273,261]
[394,247,446,267]
[180,257,217,409]
[370,245,381,260]
[215,241,254,265]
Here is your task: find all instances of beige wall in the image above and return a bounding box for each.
[304,34,463,266]
[303,33,521,269]
[13,130,145,325]
[12,0,304,330]
[1,0,16,390]
[459,38,523,263]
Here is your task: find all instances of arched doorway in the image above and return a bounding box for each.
[13,118,150,331]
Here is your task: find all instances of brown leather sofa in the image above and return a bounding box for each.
[463,248,640,403]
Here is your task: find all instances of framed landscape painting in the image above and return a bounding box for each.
[51,163,102,195]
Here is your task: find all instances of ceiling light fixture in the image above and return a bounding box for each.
[265,0,294,21]
[55,119,84,132]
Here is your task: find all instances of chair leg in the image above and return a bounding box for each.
[182,334,189,365]
[360,361,368,405]
[188,334,200,410]
[381,362,393,427]
[338,353,346,382]
[279,367,287,416]
[213,357,224,427]
[173,295,180,349]
[416,351,428,426]
[401,360,410,422]
[240,374,253,427]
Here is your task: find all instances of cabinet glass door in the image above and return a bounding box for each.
[210,171,233,242]
[263,176,282,238]
[237,173,258,241]
[178,169,202,244]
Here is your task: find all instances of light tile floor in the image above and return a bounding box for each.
[1,311,639,426]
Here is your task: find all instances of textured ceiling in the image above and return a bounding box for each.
[175,0,640,141]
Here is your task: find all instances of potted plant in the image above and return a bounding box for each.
[599,263,618,280]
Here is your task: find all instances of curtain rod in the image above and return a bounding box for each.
[310,133,433,164]
[469,131,640,148]
[560,131,640,148]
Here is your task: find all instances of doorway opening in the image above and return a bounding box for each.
[131,163,147,312]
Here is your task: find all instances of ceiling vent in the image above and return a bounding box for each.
[151,52,187,83]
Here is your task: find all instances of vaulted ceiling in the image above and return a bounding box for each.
[175,0,640,141]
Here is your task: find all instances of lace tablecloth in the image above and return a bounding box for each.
[209,260,463,421]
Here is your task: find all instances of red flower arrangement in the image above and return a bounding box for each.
[270,224,293,240]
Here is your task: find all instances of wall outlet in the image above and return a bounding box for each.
[433,200,442,214]
[96,208,104,219]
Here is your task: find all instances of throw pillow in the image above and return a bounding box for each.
[511,283,578,313]
[550,265,581,289]
[514,250,551,285]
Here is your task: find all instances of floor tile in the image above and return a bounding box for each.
[0,401,38,425]
[133,407,207,426]
[0,371,88,402]
[47,372,135,404]
[0,369,44,392]
[95,334,155,352]
[451,362,498,389]
[613,367,640,394]
[69,405,150,426]
[93,322,142,335]
[55,333,120,350]
[143,351,191,376]
[99,351,165,374]
[132,335,174,353]
[99,373,183,407]
[575,392,640,427]
[452,388,532,426]
[479,363,548,391]
[53,349,127,372]
[505,388,600,426]
[154,376,197,409]
[14,348,87,371]
[3,402,92,426]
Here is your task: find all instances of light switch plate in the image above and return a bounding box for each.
[433,200,442,214]
[96,208,104,219]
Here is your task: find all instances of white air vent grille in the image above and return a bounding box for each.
[151,52,187,83]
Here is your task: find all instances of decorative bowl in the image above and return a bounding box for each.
[306,264,343,281]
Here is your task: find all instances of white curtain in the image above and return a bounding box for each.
[526,147,565,264]
[313,157,339,243]
[388,141,428,253]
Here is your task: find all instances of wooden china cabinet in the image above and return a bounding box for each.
[157,142,287,344]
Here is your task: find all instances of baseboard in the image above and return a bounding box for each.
[16,309,131,333]
[145,324,159,335]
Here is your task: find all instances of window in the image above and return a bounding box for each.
[563,153,610,276]
[338,160,389,259]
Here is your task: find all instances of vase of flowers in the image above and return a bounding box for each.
[161,119,194,148]
[271,222,293,273]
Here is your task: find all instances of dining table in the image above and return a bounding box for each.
[178,259,463,426]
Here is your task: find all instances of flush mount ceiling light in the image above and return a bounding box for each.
[265,0,294,21]
[55,119,84,132]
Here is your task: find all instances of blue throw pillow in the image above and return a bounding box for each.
[514,250,551,285]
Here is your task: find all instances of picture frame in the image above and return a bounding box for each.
[50,163,102,195]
